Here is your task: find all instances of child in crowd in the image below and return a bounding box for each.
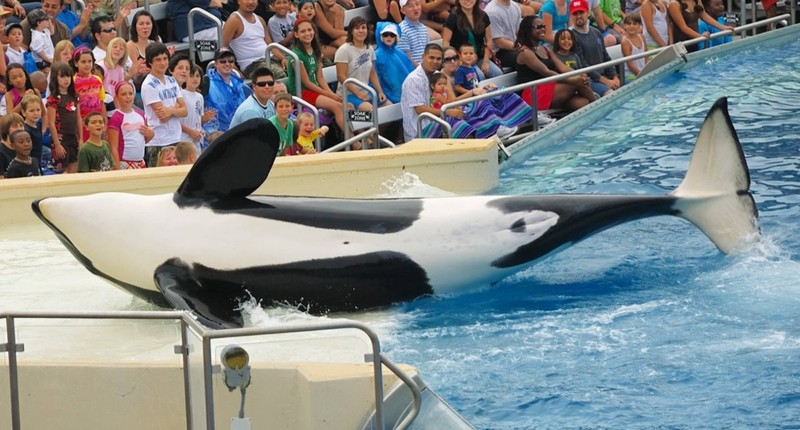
[72,47,106,141]
[27,9,55,71]
[423,71,476,138]
[46,61,82,174]
[286,112,327,155]
[108,81,153,169]
[268,0,296,47]
[374,22,414,104]
[5,23,27,67]
[99,37,131,105]
[398,0,433,67]
[0,113,26,178]
[54,40,75,65]
[77,111,114,172]
[21,94,45,166]
[270,93,295,154]
[553,28,585,70]
[698,0,733,49]
[4,130,41,178]
[453,44,485,95]
[174,141,197,164]
[0,77,7,116]
[156,145,178,166]
[179,63,211,153]
[297,0,317,21]
[5,63,41,115]
[621,13,647,80]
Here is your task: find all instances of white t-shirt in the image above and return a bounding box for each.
[30,29,54,63]
[333,43,375,92]
[141,73,183,146]
[117,109,147,161]
[180,89,204,144]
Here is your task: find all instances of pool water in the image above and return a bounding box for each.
[1,32,799,429]
[377,36,800,428]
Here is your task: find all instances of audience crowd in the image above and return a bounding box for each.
[0,0,754,178]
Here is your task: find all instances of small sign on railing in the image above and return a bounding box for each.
[195,40,218,52]
[349,110,372,122]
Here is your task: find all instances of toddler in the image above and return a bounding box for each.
[291,112,327,155]
[27,9,55,71]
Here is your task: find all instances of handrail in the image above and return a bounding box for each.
[265,43,302,97]
[322,127,376,153]
[0,310,422,430]
[440,15,789,134]
[341,78,379,144]
[187,8,223,64]
[417,112,451,138]
[291,95,323,152]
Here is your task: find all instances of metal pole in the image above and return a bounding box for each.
[5,316,20,430]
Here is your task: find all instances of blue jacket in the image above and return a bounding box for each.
[204,68,251,133]
[374,22,414,104]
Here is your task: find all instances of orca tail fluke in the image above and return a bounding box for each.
[670,97,760,254]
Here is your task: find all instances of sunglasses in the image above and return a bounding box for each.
[534,24,546,29]
[217,58,235,64]
[254,80,275,87]
[443,55,459,63]
[100,27,117,33]
[381,33,396,38]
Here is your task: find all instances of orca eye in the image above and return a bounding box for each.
[510,218,526,233]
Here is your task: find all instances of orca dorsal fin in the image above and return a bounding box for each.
[176,118,280,201]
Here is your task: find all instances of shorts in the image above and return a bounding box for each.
[346,92,374,110]
[591,80,612,97]
[300,89,321,106]
[521,81,556,110]
[120,159,147,169]
[52,134,78,172]
[762,0,777,9]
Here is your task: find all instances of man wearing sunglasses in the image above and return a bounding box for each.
[205,49,252,133]
[229,67,277,129]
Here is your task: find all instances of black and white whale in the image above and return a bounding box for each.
[33,98,759,329]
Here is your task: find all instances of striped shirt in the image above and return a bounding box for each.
[397,19,429,65]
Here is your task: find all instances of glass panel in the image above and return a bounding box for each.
[13,317,184,430]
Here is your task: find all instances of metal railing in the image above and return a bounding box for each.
[439,15,790,141]
[417,112,452,139]
[187,8,223,64]
[0,310,422,430]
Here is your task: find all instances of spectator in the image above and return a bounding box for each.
[46,61,81,173]
[621,12,646,79]
[140,42,187,166]
[597,0,625,44]
[516,15,594,113]
[371,0,402,23]
[269,92,294,153]
[314,0,347,61]
[266,0,295,78]
[126,10,160,97]
[698,0,733,49]
[442,0,503,78]
[5,23,28,67]
[286,19,347,137]
[667,0,731,53]
[21,0,70,48]
[401,43,465,142]
[27,8,56,69]
[175,141,197,164]
[4,129,41,177]
[570,0,619,96]
[71,46,105,138]
[538,0,569,44]
[398,0,436,68]
[107,81,153,169]
[230,67,276,129]
[335,17,388,114]
[77,111,114,171]
[167,0,223,44]
[223,0,274,79]
[641,0,670,49]
[0,113,26,178]
[204,48,250,134]
[374,22,414,104]
[58,0,91,48]
[485,0,523,68]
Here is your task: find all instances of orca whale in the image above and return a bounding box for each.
[33,97,759,329]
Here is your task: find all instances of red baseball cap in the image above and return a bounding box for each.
[570,0,589,14]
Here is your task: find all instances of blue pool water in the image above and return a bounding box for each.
[378,34,800,428]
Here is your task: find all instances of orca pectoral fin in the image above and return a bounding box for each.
[176,118,281,201]
[154,261,245,329]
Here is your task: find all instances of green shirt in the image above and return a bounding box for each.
[77,140,114,172]
[269,115,295,154]
[286,47,319,96]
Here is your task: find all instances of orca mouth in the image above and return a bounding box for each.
[31,198,170,307]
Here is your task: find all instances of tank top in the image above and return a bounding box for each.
[624,34,646,76]
[644,0,669,47]
[228,11,267,72]
[671,0,701,43]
